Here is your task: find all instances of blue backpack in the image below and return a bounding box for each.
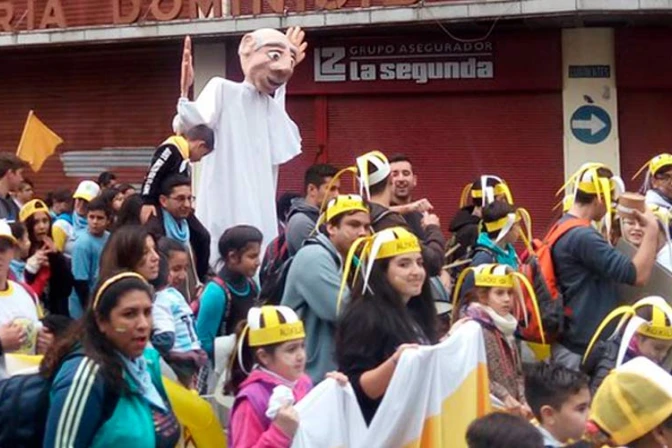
[0,352,117,446]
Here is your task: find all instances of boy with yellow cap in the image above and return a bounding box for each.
[281,194,370,383]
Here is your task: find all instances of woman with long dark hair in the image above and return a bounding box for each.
[41,272,180,447]
[115,194,143,229]
[19,199,73,316]
[99,225,160,282]
[336,226,437,425]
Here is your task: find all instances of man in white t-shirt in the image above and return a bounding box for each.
[0,220,51,364]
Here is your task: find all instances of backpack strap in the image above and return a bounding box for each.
[544,218,592,247]
[212,277,233,335]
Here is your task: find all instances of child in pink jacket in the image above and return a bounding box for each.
[227,305,345,448]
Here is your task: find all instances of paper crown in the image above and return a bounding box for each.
[452,263,545,344]
[557,162,624,236]
[583,296,672,365]
[73,180,101,202]
[632,153,672,188]
[19,199,50,223]
[93,272,148,310]
[356,151,391,197]
[316,194,369,229]
[589,357,672,446]
[337,227,421,312]
[459,175,514,208]
[246,305,306,347]
[481,208,533,250]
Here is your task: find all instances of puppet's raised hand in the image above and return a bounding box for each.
[180,36,194,98]
[286,27,308,66]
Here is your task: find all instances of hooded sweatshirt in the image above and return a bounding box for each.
[229,368,312,448]
[281,233,344,384]
[646,189,672,210]
[285,198,321,255]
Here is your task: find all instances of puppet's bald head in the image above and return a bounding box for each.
[239,28,299,95]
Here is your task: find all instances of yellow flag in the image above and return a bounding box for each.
[16,110,63,172]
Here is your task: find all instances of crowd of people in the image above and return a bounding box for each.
[2,128,672,448]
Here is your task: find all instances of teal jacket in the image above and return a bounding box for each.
[44,348,176,448]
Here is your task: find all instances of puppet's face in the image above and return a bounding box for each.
[240,29,298,95]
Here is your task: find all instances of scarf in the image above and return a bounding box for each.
[119,353,168,412]
[10,259,26,283]
[471,303,518,339]
[162,209,190,245]
[476,233,519,269]
[73,212,88,233]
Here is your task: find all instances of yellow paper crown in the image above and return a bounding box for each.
[452,263,546,346]
[337,227,421,313]
[316,194,369,227]
[481,208,533,252]
[246,305,305,347]
[459,175,514,208]
[19,199,50,223]
[590,357,672,446]
[633,153,672,181]
[374,227,421,260]
[584,296,672,364]
[558,163,623,237]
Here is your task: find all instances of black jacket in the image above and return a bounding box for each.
[369,203,446,277]
[141,140,190,206]
[448,206,481,262]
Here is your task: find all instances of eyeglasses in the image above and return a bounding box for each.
[169,195,194,204]
[654,174,672,183]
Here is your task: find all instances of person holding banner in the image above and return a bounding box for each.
[227,305,346,448]
[453,264,533,418]
[336,227,438,425]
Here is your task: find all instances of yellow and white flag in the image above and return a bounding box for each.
[16,110,63,172]
[292,321,491,448]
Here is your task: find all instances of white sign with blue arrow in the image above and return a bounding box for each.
[570,105,612,145]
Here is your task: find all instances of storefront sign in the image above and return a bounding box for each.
[314,41,494,84]
[568,65,611,79]
[0,0,421,32]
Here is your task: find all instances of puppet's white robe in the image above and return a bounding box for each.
[173,78,301,265]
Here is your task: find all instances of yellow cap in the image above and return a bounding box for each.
[246,306,305,347]
[589,357,672,446]
[73,180,100,202]
[0,220,17,245]
[19,199,50,223]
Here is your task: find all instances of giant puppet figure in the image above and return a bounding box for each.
[173,28,307,263]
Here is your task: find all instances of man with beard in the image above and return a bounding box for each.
[389,154,433,238]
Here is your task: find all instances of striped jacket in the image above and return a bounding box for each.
[43,348,176,448]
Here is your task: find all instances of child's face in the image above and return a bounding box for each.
[483,287,514,317]
[228,243,261,278]
[637,334,672,364]
[258,339,306,382]
[87,210,109,236]
[544,386,591,443]
[167,250,189,288]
